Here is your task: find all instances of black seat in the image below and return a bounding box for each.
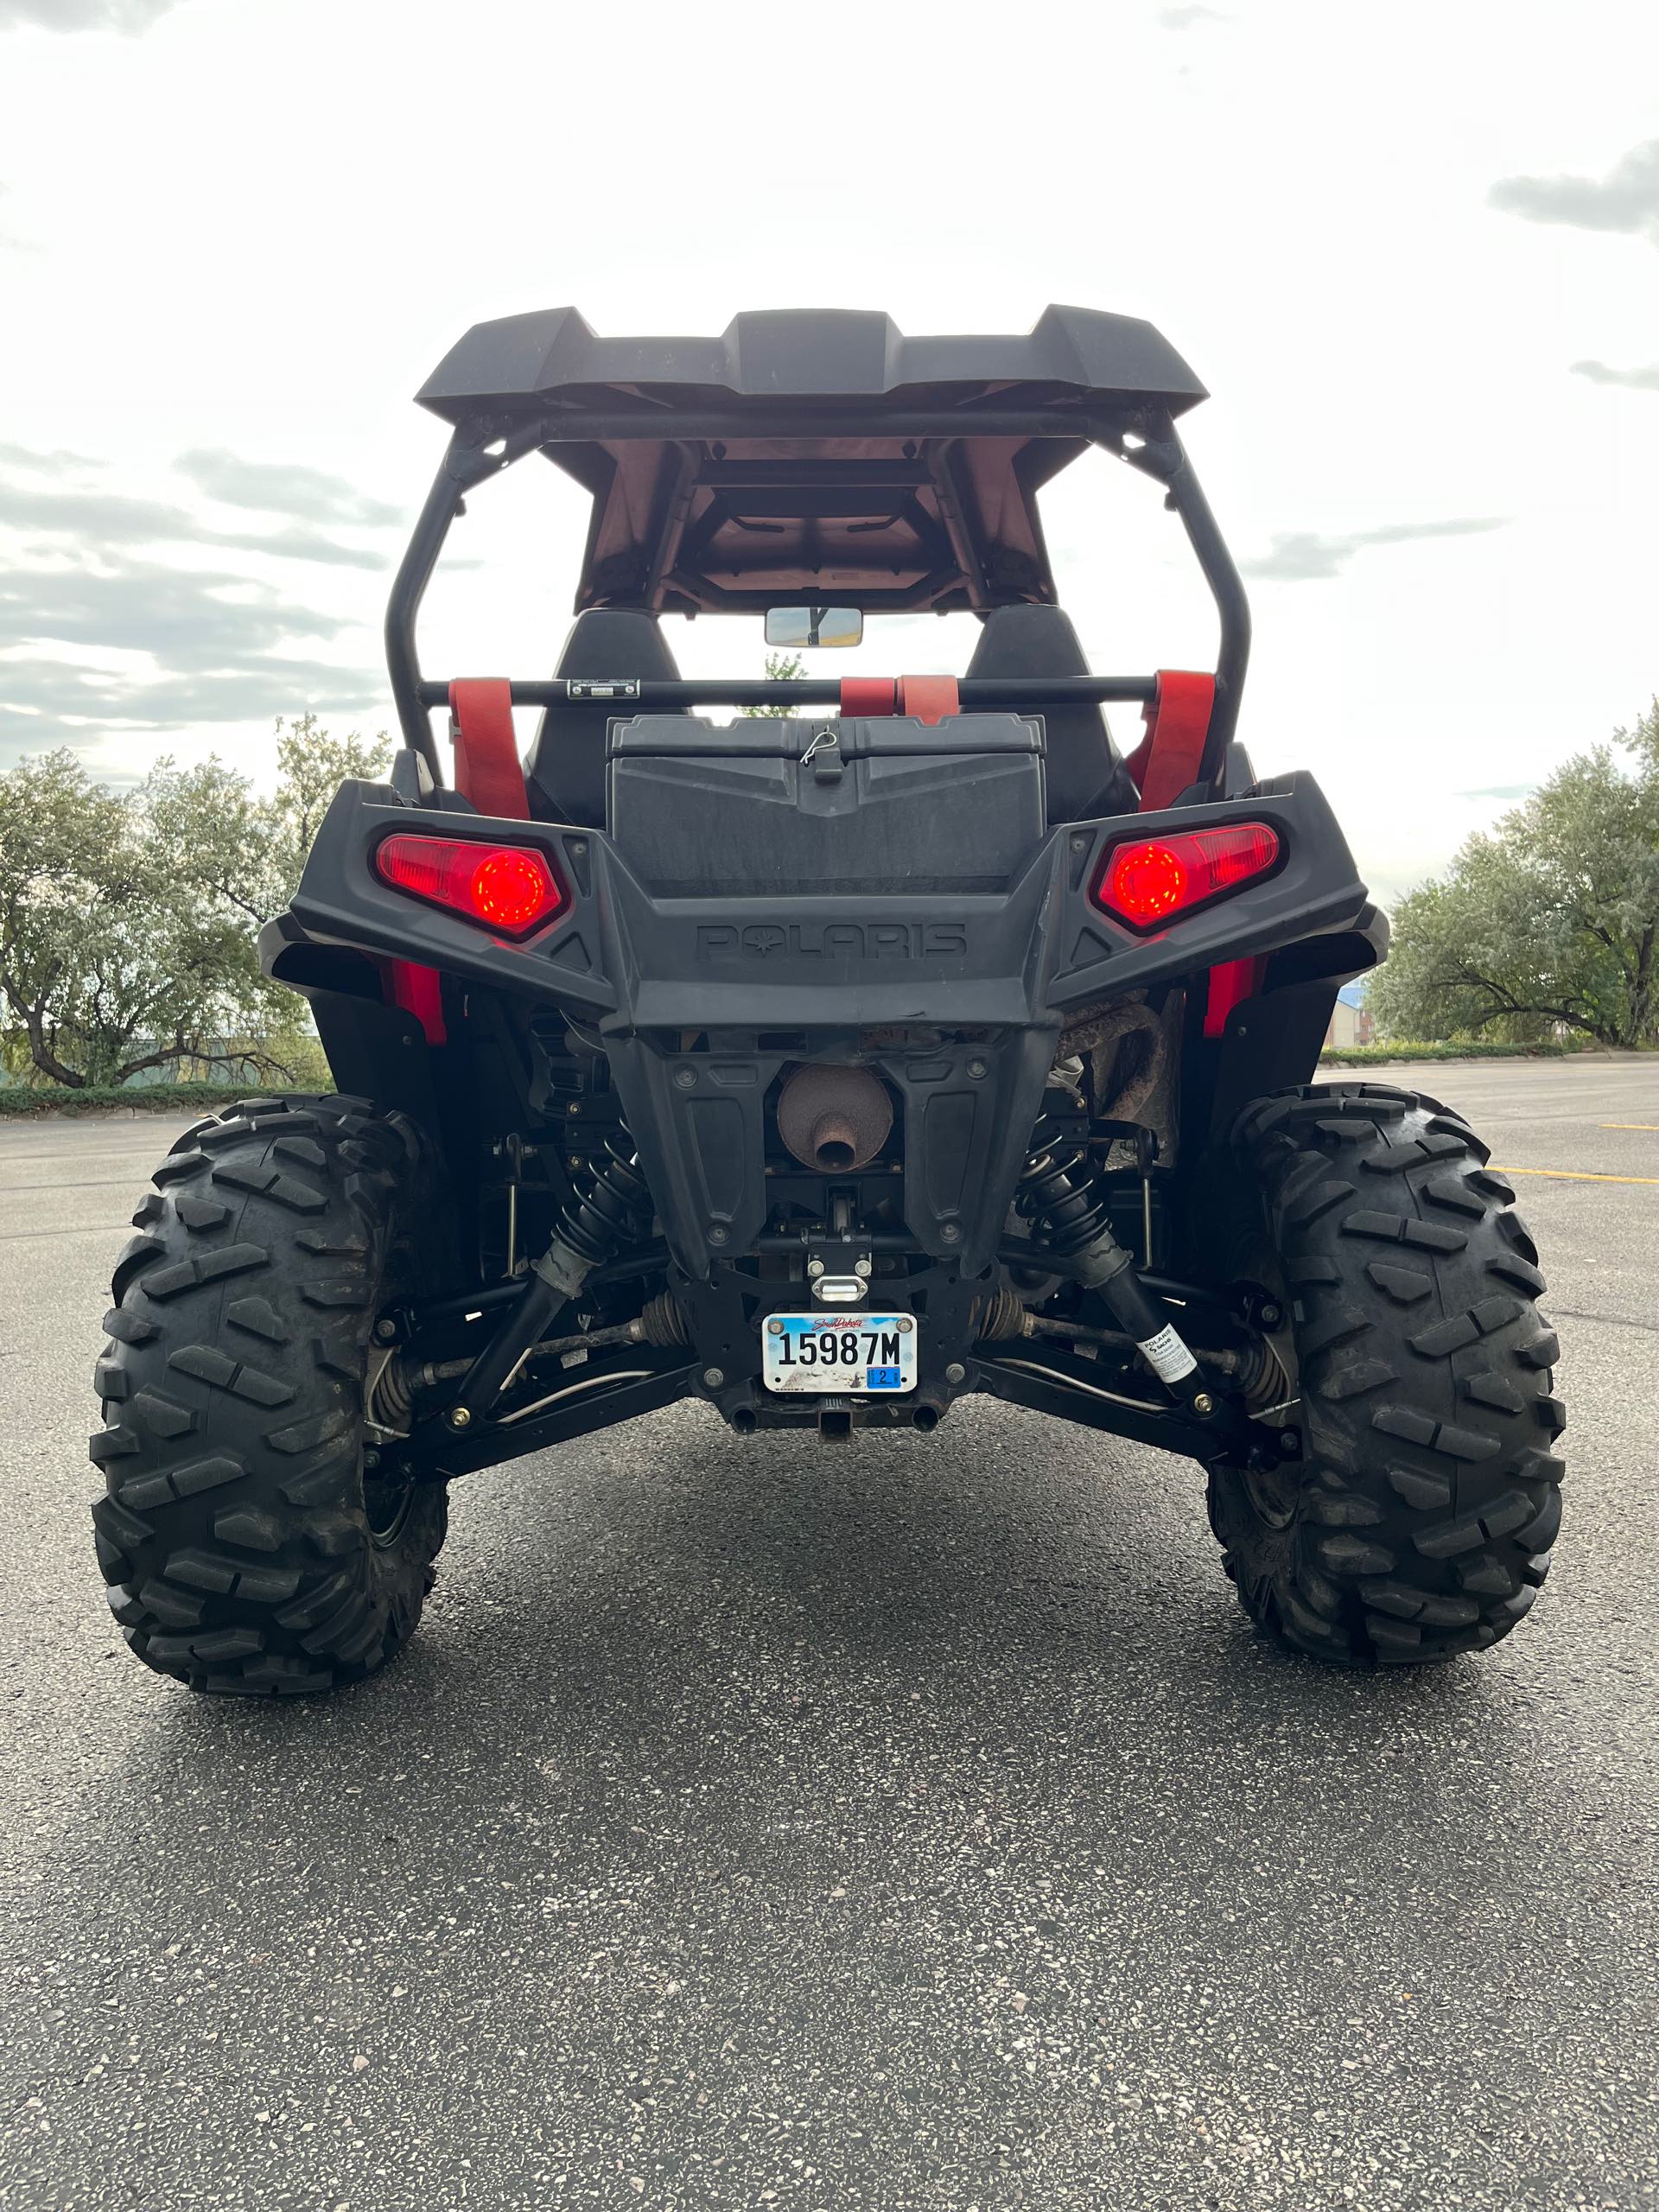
[964,605,1139,823]
[525,609,689,827]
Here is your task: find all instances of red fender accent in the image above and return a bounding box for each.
[385,957,447,1046]
[448,677,530,820]
[897,674,960,726]
[1203,956,1264,1040]
[1122,670,1216,815]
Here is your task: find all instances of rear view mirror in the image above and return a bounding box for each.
[764,605,863,650]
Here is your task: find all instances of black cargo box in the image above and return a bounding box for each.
[605,713,1046,898]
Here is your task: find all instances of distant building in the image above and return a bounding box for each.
[1325,982,1374,1050]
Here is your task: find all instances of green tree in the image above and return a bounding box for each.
[741,651,807,717]
[267,712,392,902]
[148,715,391,931]
[0,751,129,1085]
[1370,702,1659,1049]
[0,715,391,1088]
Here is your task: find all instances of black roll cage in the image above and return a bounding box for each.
[385,405,1251,802]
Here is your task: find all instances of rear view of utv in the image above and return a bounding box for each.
[92,308,1566,1695]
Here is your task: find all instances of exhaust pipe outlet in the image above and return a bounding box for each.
[778,1064,893,1173]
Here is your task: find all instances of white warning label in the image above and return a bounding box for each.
[1137,1322,1199,1385]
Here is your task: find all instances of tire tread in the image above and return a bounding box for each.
[89,1094,448,1697]
[1205,1082,1565,1666]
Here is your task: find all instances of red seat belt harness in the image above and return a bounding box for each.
[1122,670,1215,814]
[448,678,531,821]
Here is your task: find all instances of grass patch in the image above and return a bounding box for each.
[0,1082,329,1119]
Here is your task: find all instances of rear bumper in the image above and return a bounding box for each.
[264,772,1381,1281]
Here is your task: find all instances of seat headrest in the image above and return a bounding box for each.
[965,605,1091,681]
[554,608,683,683]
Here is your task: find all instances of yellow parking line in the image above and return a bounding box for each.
[1495,1165,1659,1185]
[1600,1122,1659,1132]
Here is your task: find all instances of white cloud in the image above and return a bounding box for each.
[1242,518,1509,582]
[175,449,404,527]
[1490,137,1659,244]
[1572,359,1659,391]
[0,0,179,28]
[0,443,390,755]
[0,467,391,569]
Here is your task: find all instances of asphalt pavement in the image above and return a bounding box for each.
[2,1058,1656,2211]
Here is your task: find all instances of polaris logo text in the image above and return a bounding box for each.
[695,922,969,962]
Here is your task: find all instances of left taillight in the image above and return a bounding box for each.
[373,835,566,938]
[1092,822,1281,931]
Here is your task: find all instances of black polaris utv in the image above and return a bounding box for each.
[91,307,1565,1694]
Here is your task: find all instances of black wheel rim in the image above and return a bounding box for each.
[363,1254,419,1546]
[1242,1454,1301,1530]
[363,1453,416,1546]
[1236,1245,1304,1531]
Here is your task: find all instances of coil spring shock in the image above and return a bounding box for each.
[1015,1127,1115,1255]
[557,1128,655,1268]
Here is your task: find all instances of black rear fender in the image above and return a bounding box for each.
[267,772,1372,1022]
[262,770,1379,1280]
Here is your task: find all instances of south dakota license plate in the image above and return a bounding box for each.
[761,1313,917,1395]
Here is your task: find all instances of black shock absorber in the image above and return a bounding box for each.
[552,1129,654,1270]
[444,1129,656,1431]
[1016,1122,1215,1419]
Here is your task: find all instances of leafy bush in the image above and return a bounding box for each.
[1320,1040,1586,1065]
[0,1081,333,1119]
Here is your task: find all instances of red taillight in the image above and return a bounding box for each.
[1093,823,1281,930]
[373,835,565,938]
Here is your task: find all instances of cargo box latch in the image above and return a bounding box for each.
[800,728,844,784]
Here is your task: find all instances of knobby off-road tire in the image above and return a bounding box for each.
[1205,1084,1566,1665]
[90,1096,450,1695]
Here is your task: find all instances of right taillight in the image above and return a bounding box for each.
[1093,822,1281,931]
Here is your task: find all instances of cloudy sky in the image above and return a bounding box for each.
[1,0,1656,900]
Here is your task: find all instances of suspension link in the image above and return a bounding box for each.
[443,1130,658,1431]
[1015,1123,1216,1418]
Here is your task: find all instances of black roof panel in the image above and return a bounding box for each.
[416,304,1207,420]
[414,308,1207,615]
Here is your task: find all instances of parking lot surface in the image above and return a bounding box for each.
[2,1058,1656,2210]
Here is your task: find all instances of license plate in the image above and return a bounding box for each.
[761,1313,917,1395]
